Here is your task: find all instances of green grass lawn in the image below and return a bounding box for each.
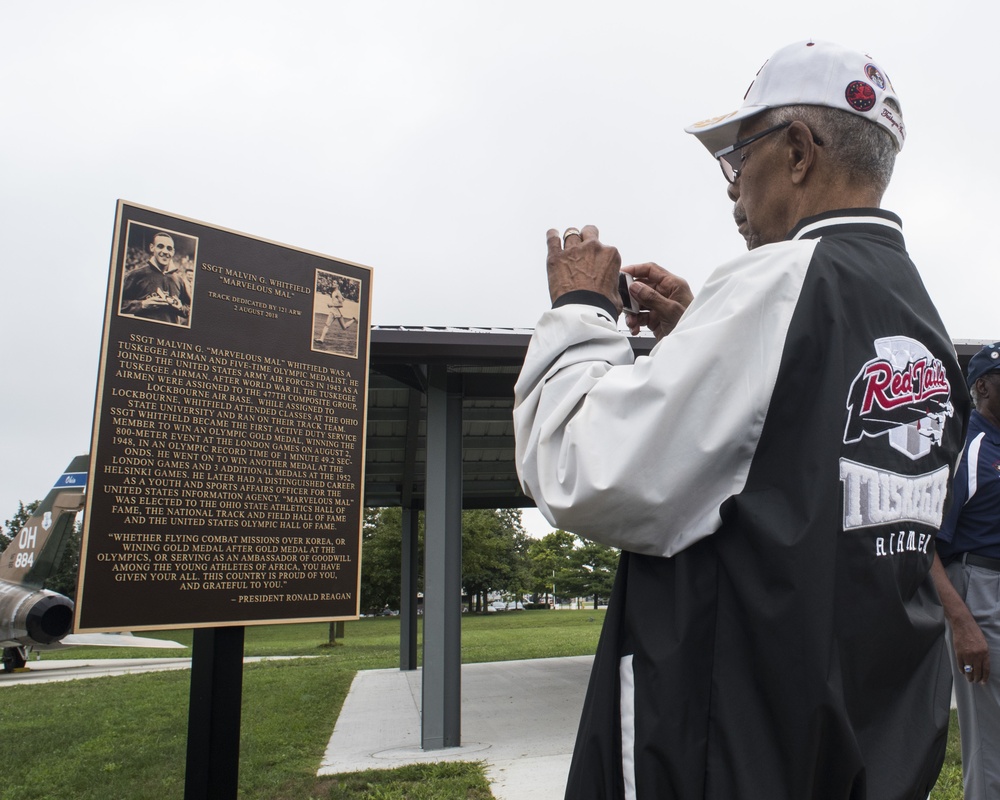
[0,610,966,799]
[0,611,603,800]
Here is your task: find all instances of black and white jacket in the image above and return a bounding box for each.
[514,209,968,800]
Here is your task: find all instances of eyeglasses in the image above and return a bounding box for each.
[713,122,792,184]
[714,122,825,184]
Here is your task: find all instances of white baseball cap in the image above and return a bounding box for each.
[685,40,905,156]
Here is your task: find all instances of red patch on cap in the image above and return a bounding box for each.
[845,81,876,112]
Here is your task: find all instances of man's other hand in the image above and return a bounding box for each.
[623,263,693,340]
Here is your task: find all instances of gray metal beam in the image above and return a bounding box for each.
[421,365,463,750]
[399,505,419,671]
[364,433,514,450]
[400,389,421,671]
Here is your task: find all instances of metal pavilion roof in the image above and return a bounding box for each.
[364,326,576,509]
[363,327,989,510]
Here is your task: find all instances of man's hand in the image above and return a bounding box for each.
[546,225,622,311]
[931,553,991,683]
[952,610,991,684]
[622,262,693,340]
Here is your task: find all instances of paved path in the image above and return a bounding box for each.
[319,655,593,800]
[0,655,305,686]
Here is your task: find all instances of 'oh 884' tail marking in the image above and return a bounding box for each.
[10,526,38,569]
[844,336,954,461]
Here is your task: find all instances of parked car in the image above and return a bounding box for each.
[487,600,524,612]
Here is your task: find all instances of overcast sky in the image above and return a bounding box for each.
[2,1,996,537]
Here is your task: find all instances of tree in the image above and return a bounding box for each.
[359,507,532,614]
[1,500,39,550]
[462,509,529,612]
[46,519,82,597]
[571,538,620,609]
[359,507,421,614]
[526,529,578,606]
[525,530,619,608]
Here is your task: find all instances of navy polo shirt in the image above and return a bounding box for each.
[937,410,1000,560]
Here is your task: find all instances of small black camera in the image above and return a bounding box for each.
[618,272,640,315]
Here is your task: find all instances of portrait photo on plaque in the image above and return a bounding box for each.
[118,221,198,328]
[312,270,362,358]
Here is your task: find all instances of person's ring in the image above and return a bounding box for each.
[964,665,974,674]
[563,227,581,244]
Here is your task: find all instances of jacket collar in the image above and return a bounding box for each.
[788,208,903,244]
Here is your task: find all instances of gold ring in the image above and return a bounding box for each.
[563,227,581,243]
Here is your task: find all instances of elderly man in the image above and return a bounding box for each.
[514,41,968,799]
[932,342,1000,799]
[120,231,191,325]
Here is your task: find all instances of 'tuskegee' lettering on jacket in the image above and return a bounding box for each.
[840,458,949,530]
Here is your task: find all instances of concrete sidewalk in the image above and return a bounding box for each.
[319,655,593,800]
[0,655,309,686]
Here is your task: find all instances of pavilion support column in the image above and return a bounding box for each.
[399,505,419,671]
[399,387,422,672]
[421,365,463,750]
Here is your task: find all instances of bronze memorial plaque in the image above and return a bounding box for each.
[76,201,371,631]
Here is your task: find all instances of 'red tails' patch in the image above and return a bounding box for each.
[845,81,876,112]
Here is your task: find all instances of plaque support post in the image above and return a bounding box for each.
[185,626,246,800]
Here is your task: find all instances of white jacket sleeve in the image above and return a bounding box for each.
[513,239,817,557]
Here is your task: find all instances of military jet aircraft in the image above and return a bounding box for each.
[1,455,183,671]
